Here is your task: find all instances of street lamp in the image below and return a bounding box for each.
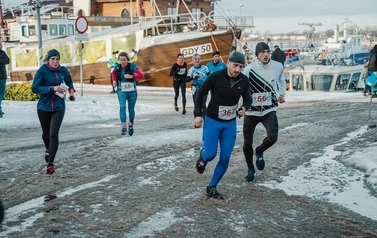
[239,3,244,26]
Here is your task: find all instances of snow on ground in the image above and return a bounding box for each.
[1,83,377,221]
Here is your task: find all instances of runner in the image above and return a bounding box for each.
[31,49,76,175]
[112,51,139,136]
[194,51,251,199]
[241,42,286,182]
[108,51,119,93]
[206,50,227,74]
[186,54,210,118]
[169,53,188,114]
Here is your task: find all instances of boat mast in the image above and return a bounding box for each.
[36,0,43,66]
[0,1,5,42]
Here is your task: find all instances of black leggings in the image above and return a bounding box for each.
[243,111,278,170]
[37,109,65,164]
[110,73,115,91]
[173,78,186,109]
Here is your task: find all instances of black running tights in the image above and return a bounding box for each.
[173,78,186,109]
[37,109,65,164]
[243,111,279,170]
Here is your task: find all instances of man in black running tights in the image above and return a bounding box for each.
[242,42,286,182]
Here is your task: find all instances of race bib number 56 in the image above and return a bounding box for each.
[252,92,272,106]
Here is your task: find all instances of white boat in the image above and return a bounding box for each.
[286,64,365,92]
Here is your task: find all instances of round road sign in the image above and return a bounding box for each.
[75,16,88,34]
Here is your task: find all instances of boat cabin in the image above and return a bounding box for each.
[287,64,365,92]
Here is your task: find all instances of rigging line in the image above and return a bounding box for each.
[214,1,236,28]
[209,31,223,62]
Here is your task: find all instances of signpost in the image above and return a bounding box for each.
[75,16,88,96]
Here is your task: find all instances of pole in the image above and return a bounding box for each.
[36,0,43,66]
[130,0,133,24]
[80,40,83,96]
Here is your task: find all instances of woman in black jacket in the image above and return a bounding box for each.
[169,53,188,114]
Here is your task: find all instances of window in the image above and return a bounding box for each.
[334,74,350,91]
[121,9,130,18]
[192,8,201,20]
[41,24,48,35]
[312,75,332,91]
[68,24,74,35]
[29,25,36,36]
[21,25,26,36]
[50,24,57,35]
[59,25,66,35]
[167,7,177,15]
[348,72,361,91]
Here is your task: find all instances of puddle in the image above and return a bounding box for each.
[0,174,119,236]
[261,127,377,221]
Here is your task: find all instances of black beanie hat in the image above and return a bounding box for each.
[228,51,245,65]
[45,49,60,61]
[255,42,270,56]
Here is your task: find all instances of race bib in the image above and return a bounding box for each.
[252,92,272,106]
[218,104,237,120]
[177,68,186,75]
[121,82,136,92]
[192,86,196,95]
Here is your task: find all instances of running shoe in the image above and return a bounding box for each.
[182,108,186,115]
[255,147,265,170]
[121,128,127,136]
[174,103,179,112]
[45,150,49,163]
[206,186,224,199]
[46,164,55,175]
[245,168,255,181]
[128,124,134,136]
[196,148,207,174]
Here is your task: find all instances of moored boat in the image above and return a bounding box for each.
[3,0,254,87]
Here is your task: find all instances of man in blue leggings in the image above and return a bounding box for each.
[194,51,251,199]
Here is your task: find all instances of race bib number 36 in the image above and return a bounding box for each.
[121,82,136,92]
[218,104,237,120]
[252,92,272,106]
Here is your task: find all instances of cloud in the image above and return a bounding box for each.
[216,0,376,18]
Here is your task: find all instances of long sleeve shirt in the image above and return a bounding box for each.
[195,68,251,121]
[242,59,286,117]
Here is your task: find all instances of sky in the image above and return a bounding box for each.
[215,0,377,34]
[3,0,377,34]
[1,84,377,221]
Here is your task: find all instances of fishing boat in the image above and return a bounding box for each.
[3,0,254,87]
[286,18,370,67]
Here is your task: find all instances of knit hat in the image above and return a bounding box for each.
[46,49,60,61]
[228,51,245,65]
[255,42,270,56]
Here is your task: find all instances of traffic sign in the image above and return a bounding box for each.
[75,33,88,41]
[75,16,88,34]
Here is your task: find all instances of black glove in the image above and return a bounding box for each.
[236,108,243,118]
